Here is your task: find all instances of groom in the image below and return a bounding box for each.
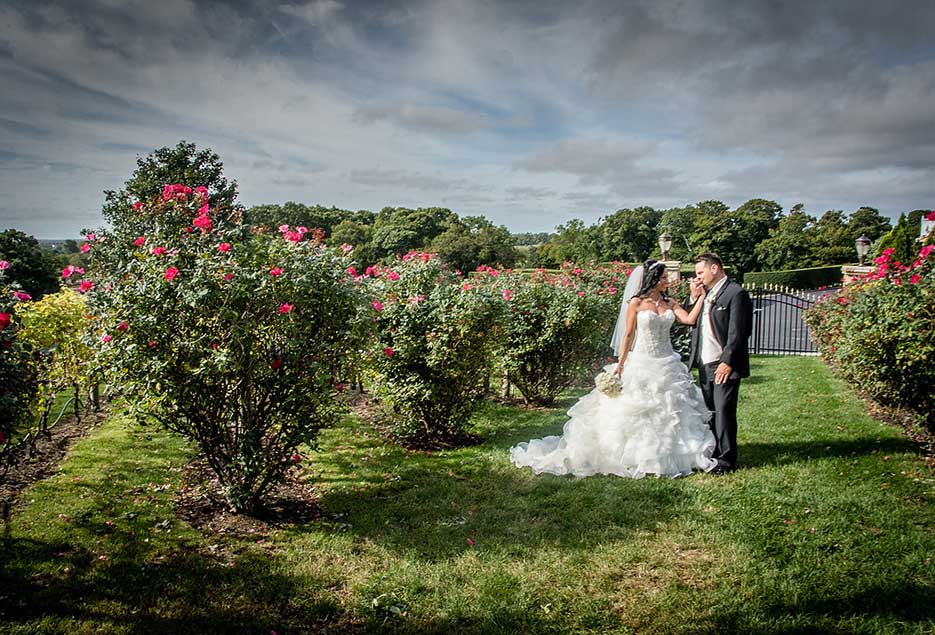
[688,253,753,474]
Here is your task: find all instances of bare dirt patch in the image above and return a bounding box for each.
[173,457,323,542]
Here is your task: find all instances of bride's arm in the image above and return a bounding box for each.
[614,298,641,375]
[671,288,706,325]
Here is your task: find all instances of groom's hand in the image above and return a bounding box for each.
[715,362,732,384]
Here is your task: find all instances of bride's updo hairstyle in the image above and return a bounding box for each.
[636,259,668,299]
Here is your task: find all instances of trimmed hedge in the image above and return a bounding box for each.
[744,265,843,290]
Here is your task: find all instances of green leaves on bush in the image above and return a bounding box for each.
[362,255,504,447]
[490,263,628,406]
[0,268,38,456]
[15,288,94,429]
[85,185,364,513]
[805,243,935,430]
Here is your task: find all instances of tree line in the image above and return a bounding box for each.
[3,141,929,300]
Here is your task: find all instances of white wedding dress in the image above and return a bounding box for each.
[510,309,717,478]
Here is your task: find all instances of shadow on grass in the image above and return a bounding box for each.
[740,436,919,469]
[709,580,935,634]
[309,405,693,562]
[0,533,351,634]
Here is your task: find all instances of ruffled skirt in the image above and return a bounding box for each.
[510,354,717,478]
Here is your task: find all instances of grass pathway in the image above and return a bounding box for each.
[2,357,934,634]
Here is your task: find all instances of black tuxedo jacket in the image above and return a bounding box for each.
[688,279,753,378]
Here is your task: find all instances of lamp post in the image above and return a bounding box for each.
[658,230,672,261]
[855,234,871,266]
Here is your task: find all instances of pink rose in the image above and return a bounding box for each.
[291,453,302,462]
[84,233,96,241]
[269,267,284,277]
[217,243,231,253]
[0,260,8,270]
[347,266,358,277]
[102,334,112,343]
[78,280,94,293]
[116,321,129,331]
[197,203,210,216]
[927,210,935,221]
[279,303,294,314]
[502,289,512,301]
[133,202,143,211]
[223,273,234,281]
[193,215,212,232]
[12,291,31,301]
[462,283,471,291]
[0,312,11,330]
[371,300,383,312]
[164,266,179,281]
[134,236,146,247]
[910,274,921,284]
[61,265,85,279]
[387,271,400,281]
[80,242,92,253]
[384,346,395,358]
[148,340,157,348]
[340,243,353,253]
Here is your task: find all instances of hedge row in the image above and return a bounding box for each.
[744,265,844,290]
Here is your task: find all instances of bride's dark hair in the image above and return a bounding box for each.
[636,259,668,298]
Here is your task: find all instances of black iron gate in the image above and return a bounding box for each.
[745,284,831,355]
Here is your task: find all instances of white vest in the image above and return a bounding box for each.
[700,277,728,365]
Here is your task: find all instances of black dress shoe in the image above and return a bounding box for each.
[711,465,734,475]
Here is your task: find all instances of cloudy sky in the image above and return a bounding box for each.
[1,0,934,238]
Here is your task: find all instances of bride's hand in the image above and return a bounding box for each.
[613,362,624,377]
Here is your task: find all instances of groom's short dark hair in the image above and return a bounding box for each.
[695,253,723,269]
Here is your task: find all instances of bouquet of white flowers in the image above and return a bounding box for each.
[595,370,621,397]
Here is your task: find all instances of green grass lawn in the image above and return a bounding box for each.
[2,357,934,634]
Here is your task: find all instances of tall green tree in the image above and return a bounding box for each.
[431,216,517,272]
[690,199,774,275]
[328,218,377,267]
[754,207,817,271]
[0,229,61,299]
[244,203,352,235]
[847,206,891,242]
[657,205,698,262]
[371,207,457,259]
[875,213,916,265]
[809,210,855,265]
[599,206,662,263]
[536,219,600,267]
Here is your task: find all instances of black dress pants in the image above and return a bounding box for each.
[698,361,740,470]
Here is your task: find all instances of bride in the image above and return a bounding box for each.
[510,260,717,478]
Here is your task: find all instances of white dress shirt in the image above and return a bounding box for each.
[700,276,728,365]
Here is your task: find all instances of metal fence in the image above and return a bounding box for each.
[744,284,834,356]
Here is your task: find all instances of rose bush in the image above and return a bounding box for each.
[484,262,627,405]
[84,187,364,512]
[805,242,935,430]
[15,288,94,429]
[362,253,504,447]
[0,262,38,464]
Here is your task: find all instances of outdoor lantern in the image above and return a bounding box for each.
[855,234,871,266]
[658,231,673,261]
